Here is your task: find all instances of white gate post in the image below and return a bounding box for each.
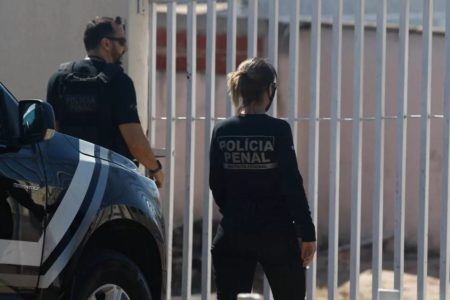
[127,0,149,134]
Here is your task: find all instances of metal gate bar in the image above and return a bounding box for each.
[247,0,258,58]
[418,1,433,299]
[225,0,236,118]
[181,1,197,299]
[264,2,279,298]
[306,0,321,299]
[440,1,450,298]
[288,0,300,147]
[328,0,343,299]
[372,1,387,299]
[349,0,364,299]
[266,0,278,119]
[164,3,177,300]
[148,2,157,148]
[394,1,410,299]
[201,1,216,299]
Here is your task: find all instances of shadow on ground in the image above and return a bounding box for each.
[170,222,444,297]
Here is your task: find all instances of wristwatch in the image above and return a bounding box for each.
[148,160,162,174]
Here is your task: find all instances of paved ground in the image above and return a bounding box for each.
[171,242,447,300]
[172,269,446,300]
[334,269,446,300]
[170,228,447,299]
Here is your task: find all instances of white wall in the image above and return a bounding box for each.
[0,0,150,141]
[0,0,128,100]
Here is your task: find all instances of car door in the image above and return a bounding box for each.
[0,83,46,294]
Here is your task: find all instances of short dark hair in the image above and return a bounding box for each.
[83,16,124,51]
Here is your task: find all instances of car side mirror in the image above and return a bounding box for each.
[19,100,56,145]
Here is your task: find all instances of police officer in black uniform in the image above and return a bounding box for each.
[47,16,164,187]
[209,58,316,300]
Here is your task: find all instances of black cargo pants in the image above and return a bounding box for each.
[211,225,306,300]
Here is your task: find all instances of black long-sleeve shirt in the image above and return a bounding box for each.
[209,114,316,241]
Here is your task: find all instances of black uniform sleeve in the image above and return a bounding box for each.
[113,75,141,125]
[46,72,61,121]
[209,126,226,211]
[278,121,316,241]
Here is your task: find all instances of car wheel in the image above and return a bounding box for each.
[71,249,152,300]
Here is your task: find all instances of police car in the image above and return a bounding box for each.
[0,82,165,300]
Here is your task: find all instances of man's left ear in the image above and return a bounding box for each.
[100,37,111,50]
[269,86,276,100]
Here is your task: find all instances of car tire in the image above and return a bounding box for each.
[70,249,152,300]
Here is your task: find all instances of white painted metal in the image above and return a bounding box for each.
[288,0,300,147]
[306,0,321,299]
[263,276,273,300]
[147,1,157,147]
[202,1,216,299]
[181,2,197,300]
[328,0,342,299]
[418,1,433,299]
[225,0,237,117]
[372,1,387,299]
[247,0,258,58]
[441,1,450,298]
[350,0,364,299]
[164,3,176,300]
[394,1,410,299]
[264,2,278,298]
[267,0,278,118]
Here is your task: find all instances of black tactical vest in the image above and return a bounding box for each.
[57,60,119,151]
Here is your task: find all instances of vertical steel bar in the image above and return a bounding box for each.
[164,2,176,300]
[181,1,197,299]
[225,0,237,117]
[328,1,343,299]
[394,1,410,299]
[440,0,450,297]
[202,1,216,299]
[418,0,433,299]
[263,2,279,298]
[267,0,279,118]
[288,0,300,146]
[372,1,387,299]
[350,0,364,299]
[307,0,321,299]
[247,0,258,58]
[147,1,157,147]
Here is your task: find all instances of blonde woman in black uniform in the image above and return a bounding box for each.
[209,57,316,300]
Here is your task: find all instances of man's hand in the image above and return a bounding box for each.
[300,241,316,268]
[150,170,164,188]
[119,123,164,189]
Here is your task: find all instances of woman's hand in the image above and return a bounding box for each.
[300,241,316,268]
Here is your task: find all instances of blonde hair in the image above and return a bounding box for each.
[227,57,277,114]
